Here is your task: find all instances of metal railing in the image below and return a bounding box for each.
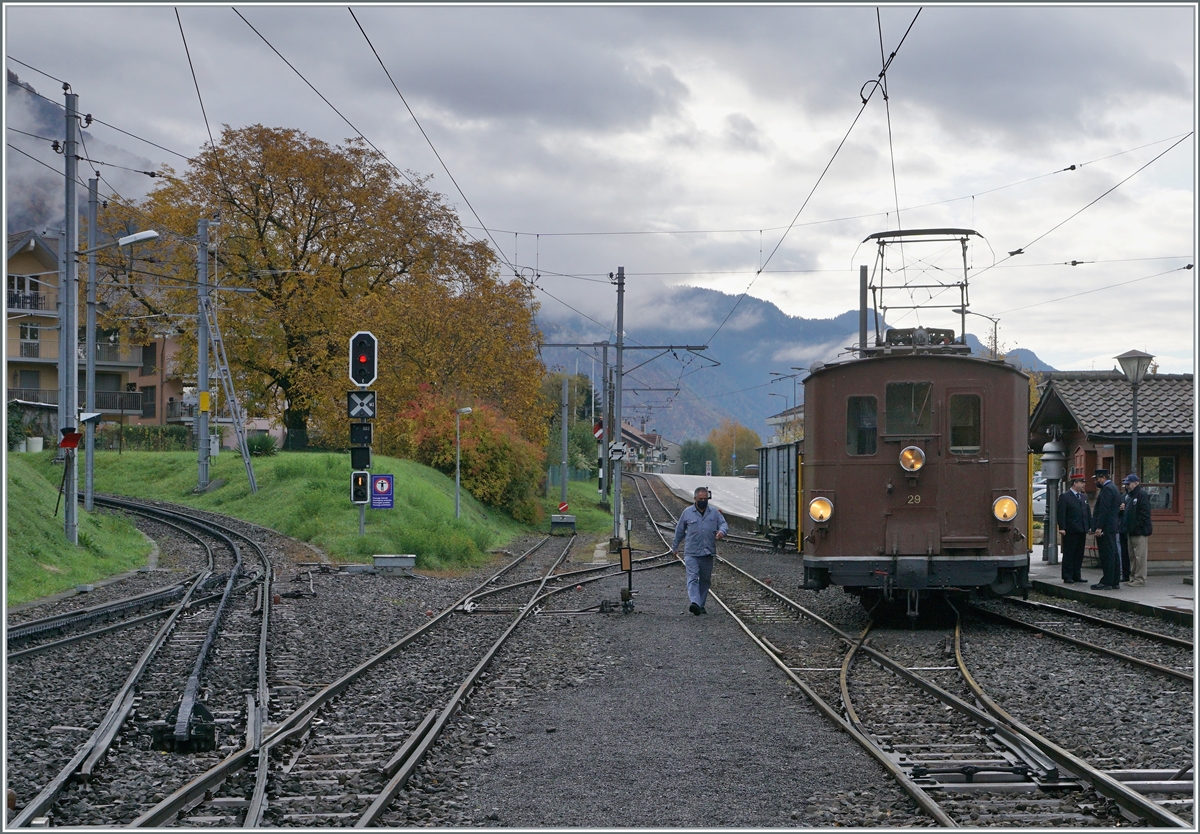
[6,388,142,412]
[7,388,58,405]
[7,338,58,360]
[7,291,50,311]
[167,400,199,421]
[81,343,143,364]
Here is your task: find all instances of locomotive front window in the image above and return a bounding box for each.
[846,396,877,455]
[948,394,981,454]
[885,382,933,435]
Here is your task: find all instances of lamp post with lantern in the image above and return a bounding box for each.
[1115,350,1154,479]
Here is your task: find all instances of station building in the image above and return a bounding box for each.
[1029,370,1193,572]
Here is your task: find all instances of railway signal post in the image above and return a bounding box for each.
[348,331,378,535]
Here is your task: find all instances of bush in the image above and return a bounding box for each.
[247,434,278,457]
[97,424,193,452]
[7,406,27,450]
[389,385,545,523]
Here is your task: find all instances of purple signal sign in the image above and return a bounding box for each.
[370,474,394,509]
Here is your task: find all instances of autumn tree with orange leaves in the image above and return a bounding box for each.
[104,125,547,455]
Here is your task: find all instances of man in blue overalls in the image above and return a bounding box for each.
[671,486,729,615]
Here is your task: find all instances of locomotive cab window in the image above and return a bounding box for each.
[846,396,877,455]
[885,382,933,435]
[948,394,981,455]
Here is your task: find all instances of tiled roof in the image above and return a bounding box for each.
[1045,372,1193,436]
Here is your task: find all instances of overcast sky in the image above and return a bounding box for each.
[5,3,1196,375]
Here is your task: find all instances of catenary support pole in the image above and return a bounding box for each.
[63,89,80,544]
[84,177,98,511]
[561,375,569,505]
[197,218,210,492]
[612,267,625,544]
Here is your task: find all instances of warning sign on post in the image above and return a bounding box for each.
[371,474,394,509]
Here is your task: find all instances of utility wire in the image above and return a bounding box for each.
[976,132,1193,277]
[348,6,514,273]
[232,6,420,192]
[996,264,1193,315]
[6,126,57,142]
[6,54,67,85]
[175,8,220,157]
[704,7,922,347]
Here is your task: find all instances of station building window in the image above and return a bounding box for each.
[948,394,981,455]
[846,396,877,455]
[885,381,933,435]
[1140,456,1175,511]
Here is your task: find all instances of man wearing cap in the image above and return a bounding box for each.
[1056,473,1091,583]
[1121,474,1152,587]
[1090,469,1122,590]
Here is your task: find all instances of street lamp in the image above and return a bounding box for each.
[1115,350,1154,478]
[951,307,1000,359]
[72,220,159,540]
[455,407,472,518]
[770,370,800,407]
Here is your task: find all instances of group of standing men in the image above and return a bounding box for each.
[1057,468,1153,589]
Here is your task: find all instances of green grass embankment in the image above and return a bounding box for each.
[10,450,614,606]
[5,453,154,606]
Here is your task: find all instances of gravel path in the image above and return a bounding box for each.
[386,552,929,827]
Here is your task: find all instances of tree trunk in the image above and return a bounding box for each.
[283,408,309,451]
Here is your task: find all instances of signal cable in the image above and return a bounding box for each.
[7,126,57,143]
[347,6,513,274]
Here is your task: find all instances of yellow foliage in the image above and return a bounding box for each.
[98,125,545,449]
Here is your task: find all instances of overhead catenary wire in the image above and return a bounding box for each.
[703,7,923,348]
[347,6,514,275]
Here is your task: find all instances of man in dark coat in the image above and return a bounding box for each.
[1056,473,1091,583]
[1090,469,1122,589]
[1122,473,1153,586]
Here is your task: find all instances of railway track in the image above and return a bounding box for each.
[128,533,674,827]
[627,471,1193,827]
[970,596,1193,681]
[7,495,273,828]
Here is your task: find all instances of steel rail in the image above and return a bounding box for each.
[968,603,1192,682]
[8,546,217,827]
[131,537,553,828]
[629,473,955,825]
[992,596,1193,649]
[953,618,1191,827]
[706,585,957,826]
[6,579,192,643]
[355,536,578,826]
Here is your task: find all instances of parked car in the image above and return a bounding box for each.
[1032,485,1047,518]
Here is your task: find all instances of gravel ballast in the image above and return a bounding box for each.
[387,554,928,827]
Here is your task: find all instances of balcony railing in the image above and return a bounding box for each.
[167,400,199,421]
[81,343,143,365]
[6,388,143,412]
[7,338,58,361]
[7,291,49,311]
[7,388,57,405]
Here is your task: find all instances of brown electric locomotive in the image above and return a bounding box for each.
[797,229,1032,616]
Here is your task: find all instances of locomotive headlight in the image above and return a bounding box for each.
[898,446,926,472]
[993,496,1019,522]
[808,497,833,522]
